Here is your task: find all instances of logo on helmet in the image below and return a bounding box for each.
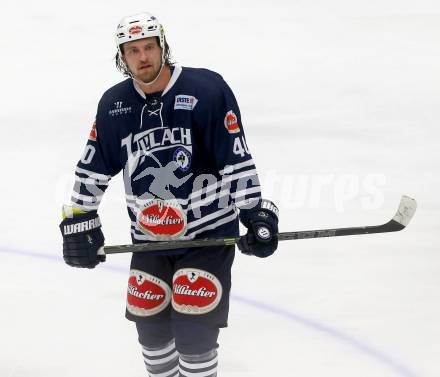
[129,26,143,35]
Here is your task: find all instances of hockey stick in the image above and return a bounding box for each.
[103,195,416,255]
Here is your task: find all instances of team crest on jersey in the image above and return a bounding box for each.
[173,147,191,172]
[89,122,97,141]
[224,110,240,134]
[136,199,187,240]
[174,95,198,111]
[127,269,172,317]
[172,269,223,315]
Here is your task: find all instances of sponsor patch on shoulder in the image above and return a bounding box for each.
[174,95,198,111]
[224,110,240,133]
[89,122,97,141]
[127,269,172,317]
[172,269,223,315]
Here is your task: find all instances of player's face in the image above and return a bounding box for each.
[122,37,163,83]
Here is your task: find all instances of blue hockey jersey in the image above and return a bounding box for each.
[71,66,261,246]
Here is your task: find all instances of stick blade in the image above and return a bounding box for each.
[392,195,417,227]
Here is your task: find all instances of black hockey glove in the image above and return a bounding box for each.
[59,209,105,268]
[237,199,279,258]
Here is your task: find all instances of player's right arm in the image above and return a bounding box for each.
[59,97,122,268]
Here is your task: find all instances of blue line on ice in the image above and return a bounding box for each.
[1,246,424,377]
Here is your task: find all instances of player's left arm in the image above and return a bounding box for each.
[198,76,279,257]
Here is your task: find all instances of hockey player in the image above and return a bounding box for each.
[59,12,279,377]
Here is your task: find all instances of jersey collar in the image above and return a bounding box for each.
[132,65,183,99]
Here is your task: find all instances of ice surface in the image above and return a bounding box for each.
[1,1,439,376]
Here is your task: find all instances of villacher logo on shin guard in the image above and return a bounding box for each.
[172,269,223,315]
[127,269,172,317]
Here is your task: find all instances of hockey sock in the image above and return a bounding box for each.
[179,349,218,377]
[141,339,179,377]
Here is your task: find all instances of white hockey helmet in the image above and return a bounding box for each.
[115,12,165,51]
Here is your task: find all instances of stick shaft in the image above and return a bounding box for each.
[103,195,416,255]
[103,220,403,254]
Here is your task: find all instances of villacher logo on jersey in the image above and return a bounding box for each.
[136,199,187,240]
[109,101,132,116]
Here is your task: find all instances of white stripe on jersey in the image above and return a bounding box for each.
[71,191,103,203]
[186,207,234,230]
[126,181,259,214]
[75,167,111,181]
[234,197,262,208]
[69,202,100,211]
[186,211,237,238]
[231,186,261,199]
[219,159,255,175]
[225,169,258,183]
[188,168,257,202]
[187,188,230,211]
[74,176,109,186]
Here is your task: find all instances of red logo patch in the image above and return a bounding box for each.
[172,269,222,315]
[224,110,240,134]
[89,122,97,141]
[129,26,143,35]
[137,199,187,240]
[127,269,171,317]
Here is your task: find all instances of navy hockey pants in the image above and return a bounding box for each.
[126,245,235,355]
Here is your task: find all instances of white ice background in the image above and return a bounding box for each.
[0,1,439,376]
